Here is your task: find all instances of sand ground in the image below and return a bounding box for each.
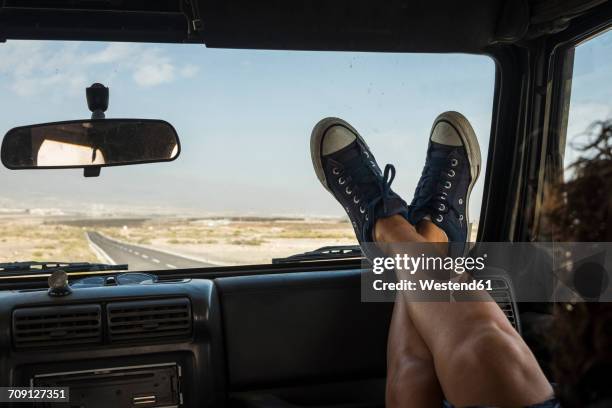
[0,216,356,266]
[0,215,478,266]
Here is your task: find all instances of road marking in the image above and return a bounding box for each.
[152,258,160,263]
[142,254,149,259]
[85,232,116,265]
[88,231,221,268]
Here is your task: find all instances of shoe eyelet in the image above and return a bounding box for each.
[364,151,370,158]
[438,203,445,211]
[444,181,452,189]
[365,214,369,221]
[451,158,458,167]
[436,214,444,222]
[447,169,455,178]
[345,187,352,195]
[458,198,463,205]
[459,215,464,221]
[359,206,366,214]
[353,196,360,204]
[332,168,340,175]
[338,177,346,185]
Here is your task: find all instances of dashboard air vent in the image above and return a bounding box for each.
[13,304,102,349]
[488,278,520,332]
[107,298,192,343]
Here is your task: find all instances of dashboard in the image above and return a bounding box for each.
[1,277,225,408]
[0,269,521,408]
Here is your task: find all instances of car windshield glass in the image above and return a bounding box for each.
[0,41,494,270]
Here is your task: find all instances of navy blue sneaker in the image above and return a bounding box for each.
[311,117,410,260]
[408,112,481,249]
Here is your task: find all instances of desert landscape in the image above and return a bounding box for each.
[0,211,479,267]
[0,215,100,264]
[0,214,356,266]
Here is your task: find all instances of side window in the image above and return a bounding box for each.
[564,28,612,173]
[544,28,612,242]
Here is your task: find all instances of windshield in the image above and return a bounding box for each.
[0,41,494,270]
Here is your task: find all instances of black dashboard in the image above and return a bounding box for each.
[0,269,521,408]
[1,278,226,408]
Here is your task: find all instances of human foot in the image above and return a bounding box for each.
[310,117,410,260]
[408,111,481,251]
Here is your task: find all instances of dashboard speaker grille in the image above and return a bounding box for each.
[107,298,192,343]
[12,304,102,349]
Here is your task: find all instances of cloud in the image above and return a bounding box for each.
[134,62,175,86]
[179,64,199,78]
[131,49,198,86]
[83,42,134,64]
[0,41,199,96]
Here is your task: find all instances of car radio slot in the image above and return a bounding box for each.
[31,362,182,408]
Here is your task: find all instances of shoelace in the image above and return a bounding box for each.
[412,159,458,218]
[331,155,398,221]
[368,164,396,216]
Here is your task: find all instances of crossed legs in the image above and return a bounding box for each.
[308,114,552,406]
[378,215,553,407]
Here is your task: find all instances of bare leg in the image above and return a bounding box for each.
[386,293,443,408]
[384,219,447,407]
[377,215,553,407]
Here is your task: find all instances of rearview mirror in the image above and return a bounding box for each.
[1,119,180,170]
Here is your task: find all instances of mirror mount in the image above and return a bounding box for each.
[84,166,101,178]
[84,83,109,176]
[86,83,109,120]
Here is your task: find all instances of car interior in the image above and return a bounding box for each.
[0,1,611,407]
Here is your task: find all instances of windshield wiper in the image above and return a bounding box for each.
[272,245,363,264]
[0,261,128,274]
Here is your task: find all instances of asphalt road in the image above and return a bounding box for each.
[86,231,216,271]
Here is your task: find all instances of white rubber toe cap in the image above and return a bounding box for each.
[321,125,357,156]
[430,121,463,146]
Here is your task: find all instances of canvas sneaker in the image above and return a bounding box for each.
[408,111,481,253]
[310,117,410,260]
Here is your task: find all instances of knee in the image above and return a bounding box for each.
[471,320,520,348]
[444,321,538,388]
[441,322,553,406]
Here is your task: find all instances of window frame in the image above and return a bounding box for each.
[533,5,612,240]
[480,2,612,243]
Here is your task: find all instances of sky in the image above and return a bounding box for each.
[0,40,501,218]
